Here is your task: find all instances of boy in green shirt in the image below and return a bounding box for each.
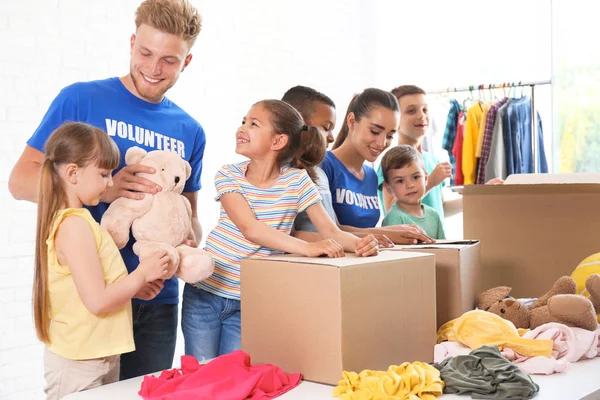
[381,145,445,239]
[377,85,454,222]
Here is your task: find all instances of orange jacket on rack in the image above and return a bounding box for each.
[461,103,485,185]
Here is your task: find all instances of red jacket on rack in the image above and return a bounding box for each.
[452,111,466,185]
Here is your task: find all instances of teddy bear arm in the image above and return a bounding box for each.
[175,244,214,284]
[180,195,196,241]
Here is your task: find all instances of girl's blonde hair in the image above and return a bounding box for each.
[34,122,120,343]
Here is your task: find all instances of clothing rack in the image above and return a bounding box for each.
[428,80,552,174]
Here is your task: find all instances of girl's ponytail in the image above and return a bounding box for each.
[289,125,326,181]
[257,100,329,182]
[33,158,66,343]
[332,94,359,150]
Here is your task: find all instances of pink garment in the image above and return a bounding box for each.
[572,326,600,360]
[435,323,600,376]
[139,351,302,400]
[519,323,599,363]
[502,347,569,375]
[434,341,471,363]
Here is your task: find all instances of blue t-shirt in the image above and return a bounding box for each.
[320,151,380,228]
[27,77,207,305]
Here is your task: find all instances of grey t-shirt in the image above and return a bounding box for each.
[293,166,337,232]
[486,99,511,181]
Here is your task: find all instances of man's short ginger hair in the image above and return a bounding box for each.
[135,0,202,48]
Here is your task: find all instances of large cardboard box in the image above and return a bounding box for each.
[240,251,436,385]
[464,179,600,298]
[384,241,480,328]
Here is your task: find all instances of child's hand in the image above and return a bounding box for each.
[372,234,394,248]
[138,250,171,282]
[302,239,345,258]
[429,162,452,188]
[486,178,504,185]
[355,235,379,257]
[381,224,434,244]
[184,239,198,248]
[134,280,165,300]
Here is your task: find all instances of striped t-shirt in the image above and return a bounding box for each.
[196,161,322,300]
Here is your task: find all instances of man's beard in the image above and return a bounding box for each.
[130,71,168,103]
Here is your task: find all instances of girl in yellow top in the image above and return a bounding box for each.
[34,122,171,399]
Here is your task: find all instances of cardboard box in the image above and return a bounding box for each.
[240,251,436,385]
[384,241,480,328]
[464,179,600,298]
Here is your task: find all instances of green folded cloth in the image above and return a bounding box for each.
[434,345,539,399]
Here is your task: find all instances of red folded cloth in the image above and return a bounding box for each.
[139,350,302,400]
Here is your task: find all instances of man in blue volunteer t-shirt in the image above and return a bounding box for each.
[8,0,206,380]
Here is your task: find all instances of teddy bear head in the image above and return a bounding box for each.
[476,286,531,329]
[125,147,191,194]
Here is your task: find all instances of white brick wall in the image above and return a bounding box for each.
[1,0,550,398]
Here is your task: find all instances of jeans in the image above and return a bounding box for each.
[182,283,241,361]
[119,303,178,380]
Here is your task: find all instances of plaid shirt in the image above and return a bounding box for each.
[476,97,508,184]
[442,99,461,185]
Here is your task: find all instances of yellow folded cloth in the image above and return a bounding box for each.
[333,361,444,400]
[437,310,553,357]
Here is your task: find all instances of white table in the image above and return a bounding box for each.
[64,357,600,399]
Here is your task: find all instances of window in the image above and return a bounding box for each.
[553,0,600,172]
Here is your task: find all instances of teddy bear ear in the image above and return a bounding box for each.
[184,160,191,180]
[125,147,147,165]
[476,286,513,311]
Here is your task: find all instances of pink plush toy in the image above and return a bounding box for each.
[101,147,213,284]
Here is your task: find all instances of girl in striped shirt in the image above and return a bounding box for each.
[182,99,379,361]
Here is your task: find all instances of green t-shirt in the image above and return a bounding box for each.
[377,151,445,221]
[381,203,446,239]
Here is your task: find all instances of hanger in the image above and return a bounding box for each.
[477,85,484,110]
[519,81,525,97]
[462,85,473,111]
[434,88,452,110]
